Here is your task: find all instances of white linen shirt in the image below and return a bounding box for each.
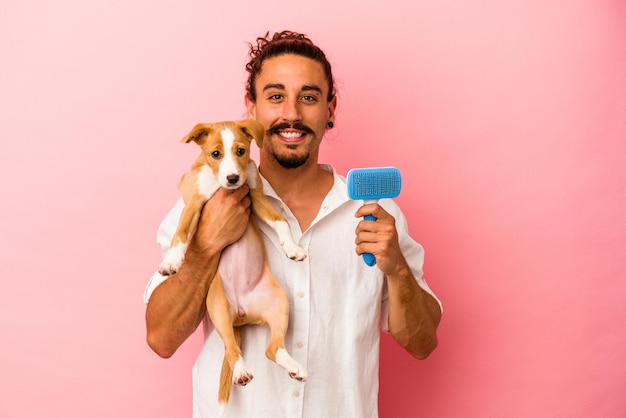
[144,165,440,418]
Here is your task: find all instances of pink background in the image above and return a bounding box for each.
[1,1,625,417]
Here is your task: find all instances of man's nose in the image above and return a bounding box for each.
[281,98,302,122]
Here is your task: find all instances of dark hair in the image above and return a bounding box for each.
[245,30,336,103]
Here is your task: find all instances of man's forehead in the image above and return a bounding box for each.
[256,55,328,92]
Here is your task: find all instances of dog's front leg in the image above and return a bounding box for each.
[158,194,207,275]
[159,168,222,275]
[268,217,307,261]
[248,185,306,261]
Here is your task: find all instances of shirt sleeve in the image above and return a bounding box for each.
[380,200,442,332]
[143,198,185,303]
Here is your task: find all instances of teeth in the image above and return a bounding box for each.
[280,132,303,139]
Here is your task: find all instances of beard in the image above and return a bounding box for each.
[267,122,315,169]
[274,149,310,169]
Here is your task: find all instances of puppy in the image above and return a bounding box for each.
[158,119,308,413]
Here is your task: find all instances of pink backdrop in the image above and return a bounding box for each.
[1,1,625,417]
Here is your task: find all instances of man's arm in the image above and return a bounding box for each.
[354,204,441,359]
[384,261,441,359]
[145,186,251,358]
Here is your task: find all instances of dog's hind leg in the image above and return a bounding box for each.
[207,274,253,387]
[258,274,308,382]
[216,326,242,415]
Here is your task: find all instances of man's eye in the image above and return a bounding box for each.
[211,150,221,159]
[269,94,283,100]
[301,95,317,102]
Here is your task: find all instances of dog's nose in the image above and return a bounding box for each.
[227,174,240,185]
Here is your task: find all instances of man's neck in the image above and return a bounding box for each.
[258,157,334,231]
[259,160,321,198]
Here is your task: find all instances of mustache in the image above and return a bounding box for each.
[267,122,315,136]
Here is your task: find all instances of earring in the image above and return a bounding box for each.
[327,121,334,128]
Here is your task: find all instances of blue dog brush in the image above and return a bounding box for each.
[346,167,402,266]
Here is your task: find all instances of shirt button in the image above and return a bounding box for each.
[297,291,305,299]
[292,390,300,397]
[296,341,304,349]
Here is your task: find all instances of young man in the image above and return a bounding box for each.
[145,30,442,418]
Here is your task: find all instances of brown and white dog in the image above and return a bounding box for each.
[158,119,308,413]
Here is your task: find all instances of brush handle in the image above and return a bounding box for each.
[361,198,378,266]
[362,213,377,266]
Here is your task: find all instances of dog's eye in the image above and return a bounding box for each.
[211,150,221,159]
[237,148,246,157]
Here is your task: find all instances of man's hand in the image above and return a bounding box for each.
[354,203,404,276]
[190,185,252,255]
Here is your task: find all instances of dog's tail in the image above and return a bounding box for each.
[217,327,241,417]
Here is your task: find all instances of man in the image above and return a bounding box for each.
[145,30,442,418]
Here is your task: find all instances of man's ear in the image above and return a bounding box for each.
[328,95,337,123]
[245,94,256,119]
[181,123,212,144]
[238,119,265,148]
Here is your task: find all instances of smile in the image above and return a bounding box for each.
[268,122,314,141]
[279,131,304,139]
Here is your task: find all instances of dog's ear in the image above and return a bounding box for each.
[238,119,265,148]
[182,123,212,144]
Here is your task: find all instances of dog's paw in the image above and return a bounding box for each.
[158,244,187,276]
[273,222,307,261]
[288,367,308,382]
[282,242,307,262]
[275,348,308,381]
[158,261,180,276]
[232,359,253,386]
